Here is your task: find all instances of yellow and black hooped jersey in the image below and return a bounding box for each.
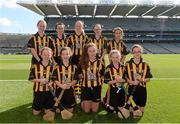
[125,58,153,87]
[88,35,107,55]
[27,33,54,56]
[28,61,54,92]
[79,59,105,88]
[51,63,78,89]
[104,63,126,87]
[51,35,68,57]
[67,33,88,56]
[107,39,129,55]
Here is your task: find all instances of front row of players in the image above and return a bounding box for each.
[28,43,152,121]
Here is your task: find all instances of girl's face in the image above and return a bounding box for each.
[38,21,46,33]
[94,25,102,36]
[41,49,52,61]
[75,21,83,34]
[133,47,142,59]
[111,53,121,64]
[114,30,123,40]
[56,25,64,35]
[61,50,70,62]
[88,46,97,59]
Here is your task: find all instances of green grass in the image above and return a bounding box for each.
[0,54,180,123]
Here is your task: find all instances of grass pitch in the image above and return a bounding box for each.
[0,54,180,123]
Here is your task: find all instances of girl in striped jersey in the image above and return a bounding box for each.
[28,47,54,116]
[89,24,107,57]
[122,44,152,118]
[51,47,78,114]
[67,20,88,100]
[107,27,129,64]
[27,20,54,65]
[67,20,88,65]
[79,43,105,113]
[51,22,68,65]
[103,50,126,113]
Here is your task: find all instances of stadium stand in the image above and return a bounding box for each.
[1,0,179,54]
[0,33,31,54]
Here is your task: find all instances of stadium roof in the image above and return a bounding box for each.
[17,0,180,18]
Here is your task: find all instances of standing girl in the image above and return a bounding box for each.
[51,22,67,65]
[107,27,129,63]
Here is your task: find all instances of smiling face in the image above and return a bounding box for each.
[132,47,142,59]
[110,52,121,64]
[114,29,123,41]
[61,49,71,62]
[94,24,102,36]
[75,21,84,34]
[87,46,97,59]
[41,48,52,62]
[56,24,64,35]
[37,21,46,34]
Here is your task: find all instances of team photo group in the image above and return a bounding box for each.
[27,19,153,122]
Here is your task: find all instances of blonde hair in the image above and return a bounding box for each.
[113,27,124,36]
[131,44,143,53]
[109,50,121,60]
[37,20,47,27]
[40,47,52,55]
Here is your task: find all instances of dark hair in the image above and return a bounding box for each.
[79,43,97,69]
[55,22,65,29]
[59,47,72,63]
[60,47,72,56]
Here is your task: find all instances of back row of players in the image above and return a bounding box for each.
[28,20,152,120]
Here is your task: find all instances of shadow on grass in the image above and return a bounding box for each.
[0,103,142,123]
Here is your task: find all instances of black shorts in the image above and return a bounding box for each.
[53,56,61,65]
[81,86,101,102]
[128,85,147,107]
[103,86,125,109]
[55,87,76,109]
[32,91,54,111]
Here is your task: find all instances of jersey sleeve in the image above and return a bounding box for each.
[27,36,35,49]
[122,43,129,56]
[145,64,153,78]
[28,64,36,81]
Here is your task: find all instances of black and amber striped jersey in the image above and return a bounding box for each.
[125,58,153,86]
[88,35,107,55]
[51,35,68,57]
[27,33,54,55]
[107,39,129,56]
[67,33,88,56]
[28,61,54,92]
[79,59,105,88]
[104,63,126,87]
[51,63,78,89]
